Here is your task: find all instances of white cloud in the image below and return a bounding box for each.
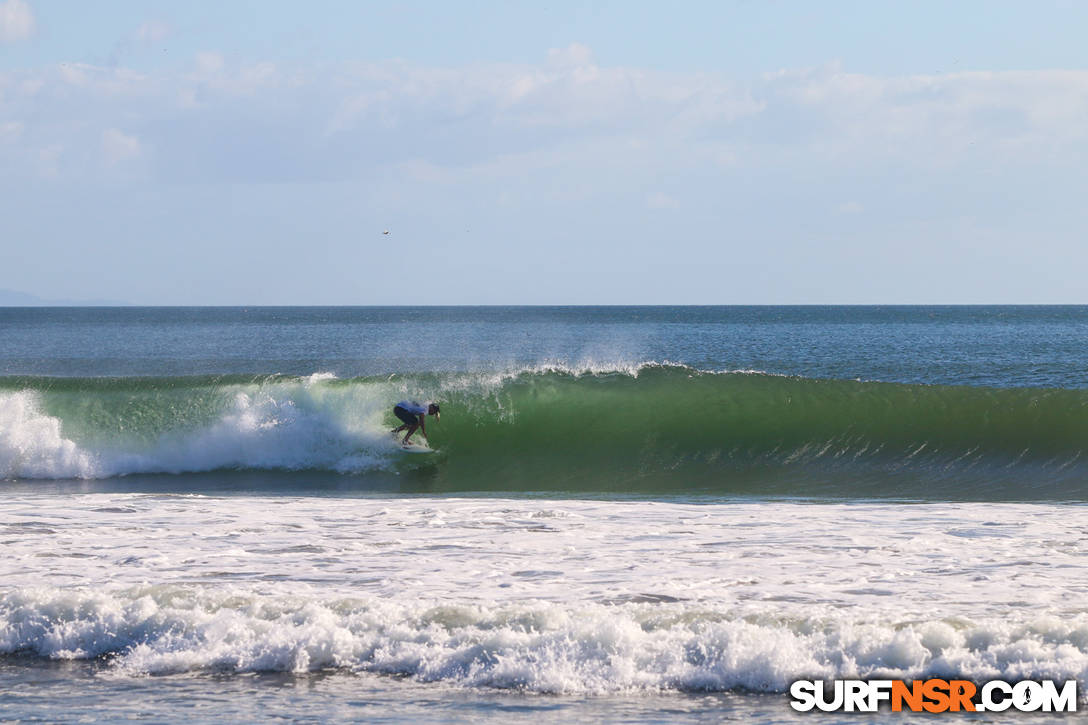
[0,0,34,43]
[237,61,276,89]
[336,49,763,141]
[136,20,170,45]
[759,66,1088,164]
[56,62,148,95]
[836,200,863,214]
[646,191,680,210]
[58,63,90,87]
[547,43,594,69]
[101,128,142,164]
[1,48,1087,189]
[195,52,225,74]
[0,120,22,144]
[36,144,61,177]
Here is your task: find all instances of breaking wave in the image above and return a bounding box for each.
[3,365,1088,498]
[2,586,1087,694]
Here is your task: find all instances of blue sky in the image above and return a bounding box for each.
[2,0,1087,304]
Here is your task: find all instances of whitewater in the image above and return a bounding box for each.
[3,306,1088,723]
[4,496,1087,693]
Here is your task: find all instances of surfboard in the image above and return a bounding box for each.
[392,432,433,453]
[399,442,433,453]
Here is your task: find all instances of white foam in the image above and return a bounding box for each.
[0,391,99,479]
[3,586,1088,694]
[0,381,404,479]
[109,387,388,474]
[2,497,1088,694]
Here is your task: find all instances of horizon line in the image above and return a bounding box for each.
[4,303,1088,309]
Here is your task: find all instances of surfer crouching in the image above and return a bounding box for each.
[392,401,440,446]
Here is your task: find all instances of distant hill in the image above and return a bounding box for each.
[0,288,130,306]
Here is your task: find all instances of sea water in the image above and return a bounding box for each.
[2,306,1087,722]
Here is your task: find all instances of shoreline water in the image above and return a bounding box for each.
[0,658,814,724]
[3,494,1087,720]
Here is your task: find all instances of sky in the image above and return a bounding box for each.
[1,0,1087,304]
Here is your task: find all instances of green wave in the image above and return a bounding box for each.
[427,366,1088,496]
[4,366,1088,497]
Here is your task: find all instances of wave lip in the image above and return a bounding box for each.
[3,586,1088,695]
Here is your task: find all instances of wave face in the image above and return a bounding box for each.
[3,365,1088,498]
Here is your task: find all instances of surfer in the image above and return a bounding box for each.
[391,400,440,446]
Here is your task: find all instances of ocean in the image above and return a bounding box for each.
[2,306,1087,723]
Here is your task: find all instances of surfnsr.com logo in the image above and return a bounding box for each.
[790,679,1077,713]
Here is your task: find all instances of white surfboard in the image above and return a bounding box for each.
[392,432,433,453]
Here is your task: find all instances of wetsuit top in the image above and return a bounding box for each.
[397,401,428,415]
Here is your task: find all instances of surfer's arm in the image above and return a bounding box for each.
[419,416,426,436]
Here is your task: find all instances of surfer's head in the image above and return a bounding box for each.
[428,403,440,420]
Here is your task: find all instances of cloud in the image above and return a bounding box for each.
[101,128,142,164]
[547,42,594,69]
[136,20,170,45]
[104,19,172,67]
[1,47,1087,190]
[195,51,225,74]
[36,144,61,177]
[646,191,680,210]
[0,0,34,43]
[836,200,863,214]
[757,65,1088,164]
[0,121,23,144]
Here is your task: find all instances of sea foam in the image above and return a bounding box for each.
[2,496,1087,695]
[0,381,397,479]
[0,391,99,479]
[3,586,1088,694]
